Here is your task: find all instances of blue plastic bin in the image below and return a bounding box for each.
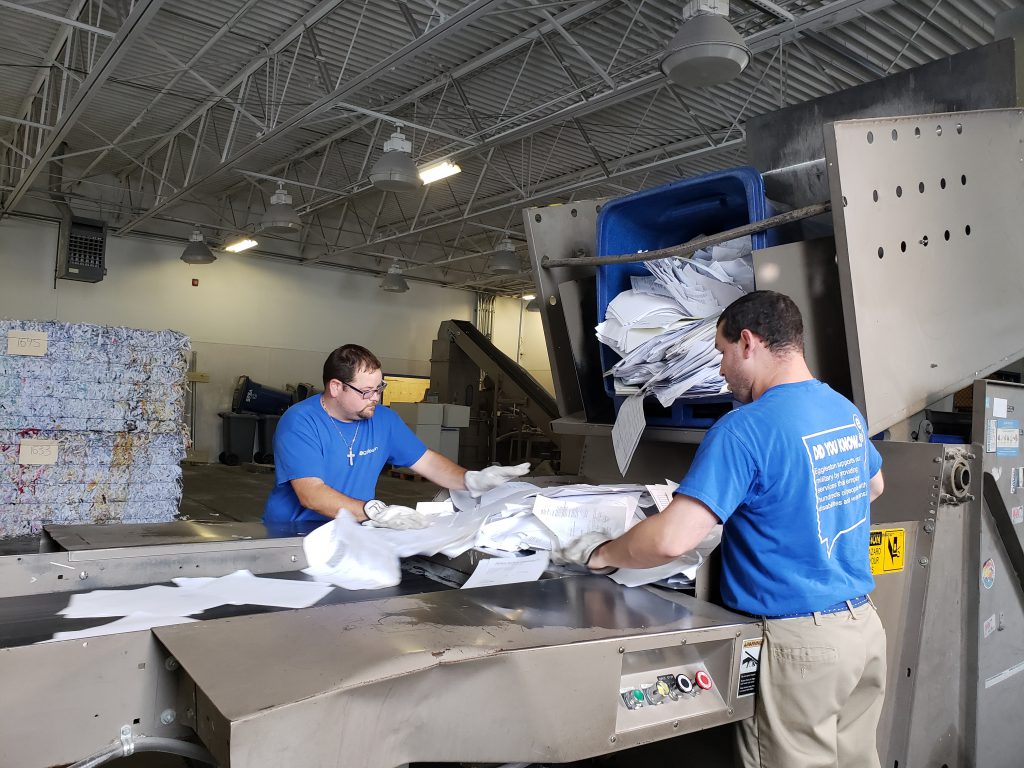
[596,166,775,427]
[231,375,292,416]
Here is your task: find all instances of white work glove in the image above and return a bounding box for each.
[551,531,616,574]
[357,500,430,531]
[463,462,531,498]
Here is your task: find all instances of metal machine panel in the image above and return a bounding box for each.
[156,576,759,768]
[751,237,852,399]
[971,381,1024,768]
[824,109,1024,435]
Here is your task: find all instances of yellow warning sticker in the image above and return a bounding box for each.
[869,528,905,574]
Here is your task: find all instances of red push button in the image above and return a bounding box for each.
[694,670,713,690]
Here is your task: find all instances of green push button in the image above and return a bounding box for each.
[632,689,645,702]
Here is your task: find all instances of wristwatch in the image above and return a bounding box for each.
[362,498,386,523]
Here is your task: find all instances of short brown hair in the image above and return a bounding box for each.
[717,290,804,354]
[323,344,381,387]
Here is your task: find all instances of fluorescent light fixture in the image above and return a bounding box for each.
[521,294,536,301]
[418,160,461,184]
[224,238,258,253]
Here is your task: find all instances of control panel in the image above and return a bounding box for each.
[615,639,743,736]
[620,667,715,711]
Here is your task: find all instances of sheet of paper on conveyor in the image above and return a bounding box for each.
[461,551,550,589]
[645,480,679,512]
[42,613,197,643]
[531,494,636,548]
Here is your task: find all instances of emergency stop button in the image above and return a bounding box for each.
[694,670,713,690]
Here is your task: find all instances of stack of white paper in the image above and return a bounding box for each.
[597,235,754,406]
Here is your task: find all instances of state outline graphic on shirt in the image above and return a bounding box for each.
[801,414,870,558]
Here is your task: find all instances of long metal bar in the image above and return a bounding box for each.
[135,0,352,167]
[333,102,477,146]
[0,0,166,217]
[543,202,832,268]
[328,137,745,257]
[80,0,260,180]
[6,0,88,141]
[0,0,113,35]
[227,0,612,185]
[114,0,507,236]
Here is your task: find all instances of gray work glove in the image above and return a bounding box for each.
[551,531,615,573]
[463,462,531,497]
[358,500,430,531]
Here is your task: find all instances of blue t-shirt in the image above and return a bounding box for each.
[262,397,427,525]
[676,380,882,616]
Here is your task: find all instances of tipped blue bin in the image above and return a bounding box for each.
[596,166,775,427]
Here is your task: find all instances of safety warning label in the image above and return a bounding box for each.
[737,638,762,697]
[869,528,905,574]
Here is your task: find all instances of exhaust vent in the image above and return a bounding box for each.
[58,217,107,283]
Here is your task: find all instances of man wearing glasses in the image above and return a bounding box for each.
[263,344,529,531]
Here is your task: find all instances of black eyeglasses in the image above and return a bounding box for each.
[343,381,387,400]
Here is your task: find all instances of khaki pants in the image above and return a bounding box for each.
[736,601,886,768]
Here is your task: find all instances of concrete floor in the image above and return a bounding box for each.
[179,462,445,523]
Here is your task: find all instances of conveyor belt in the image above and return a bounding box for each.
[0,565,449,648]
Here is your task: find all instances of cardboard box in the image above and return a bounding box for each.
[442,404,471,428]
[390,401,444,427]
[439,428,460,462]
[415,424,442,451]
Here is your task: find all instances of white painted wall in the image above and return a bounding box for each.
[0,216,554,459]
[491,295,553,394]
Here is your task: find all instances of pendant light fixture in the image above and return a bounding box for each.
[660,0,750,87]
[491,237,519,274]
[180,229,216,264]
[260,182,301,233]
[380,262,410,293]
[369,129,422,193]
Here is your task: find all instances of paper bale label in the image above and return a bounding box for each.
[19,439,59,465]
[6,330,47,356]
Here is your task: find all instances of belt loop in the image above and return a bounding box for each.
[812,611,823,626]
[846,599,858,619]
[867,594,876,609]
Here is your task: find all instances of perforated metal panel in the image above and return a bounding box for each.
[825,109,1024,434]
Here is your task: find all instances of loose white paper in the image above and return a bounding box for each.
[461,552,550,589]
[610,552,703,588]
[42,613,197,643]
[612,393,646,476]
[303,513,401,590]
[531,494,633,548]
[994,398,1008,418]
[645,480,680,512]
[192,570,333,608]
[416,500,455,517]
[60,584,225,619]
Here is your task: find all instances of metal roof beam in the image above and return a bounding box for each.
[0,0,166,217]
[114,0,509,236]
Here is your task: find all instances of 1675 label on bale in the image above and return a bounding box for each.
[7,330,48,356]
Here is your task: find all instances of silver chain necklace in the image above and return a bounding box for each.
[321,396,360,466]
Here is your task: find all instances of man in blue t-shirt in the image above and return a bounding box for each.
[263,344,529,532]
[558,291,886,768]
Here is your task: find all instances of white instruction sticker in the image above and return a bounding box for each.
[984,614,997,639]
[19,439,59,465]
[737,637,762,697]
[994,397,1009,418]
[6,330,47,356]
[986,420,997,453]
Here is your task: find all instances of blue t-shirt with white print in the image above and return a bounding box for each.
[676,379,882,616]
[263,396,427,526]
